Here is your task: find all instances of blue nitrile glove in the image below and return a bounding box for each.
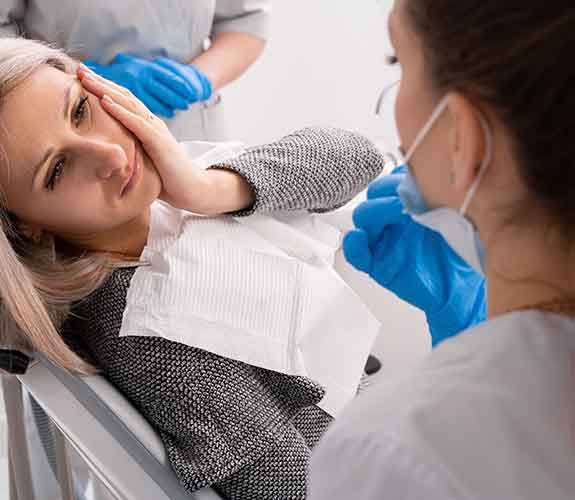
[152,57,212,104]
[84,53,197,118]
[343,168,487,346]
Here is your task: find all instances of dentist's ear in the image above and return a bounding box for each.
[446,92,486,194]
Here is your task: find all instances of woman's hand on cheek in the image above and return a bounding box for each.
[76,66,254,215]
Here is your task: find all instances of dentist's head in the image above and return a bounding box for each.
[391,0,575,314]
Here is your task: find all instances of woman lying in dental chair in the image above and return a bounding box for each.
[0,38,386,499]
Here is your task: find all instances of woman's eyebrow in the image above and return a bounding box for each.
[62,81,75,119]
[31,81,76,190]
[31,147,54,189]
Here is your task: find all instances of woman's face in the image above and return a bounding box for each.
[389,0,461,209]
[0,64,162,243]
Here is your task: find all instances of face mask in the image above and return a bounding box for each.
[396,96,493,274]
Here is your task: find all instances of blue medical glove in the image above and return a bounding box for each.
[152,57,212,104]
[84,53,196,118]
[343,169,487,346]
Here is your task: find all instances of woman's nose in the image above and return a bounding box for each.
[84,140,129,180]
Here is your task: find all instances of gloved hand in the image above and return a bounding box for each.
[343,168,487,346]
[152,57,212,104]
[84,53,197,118]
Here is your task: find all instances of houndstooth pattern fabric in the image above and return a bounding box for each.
[212,126,386,216]
[66,127,386,499]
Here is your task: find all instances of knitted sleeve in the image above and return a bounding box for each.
[210,127,386,216]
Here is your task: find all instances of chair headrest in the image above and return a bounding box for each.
[0,349,30,374]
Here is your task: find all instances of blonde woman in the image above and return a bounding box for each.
[0,38,385,499]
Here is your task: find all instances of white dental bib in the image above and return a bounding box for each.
[119,142,381,416]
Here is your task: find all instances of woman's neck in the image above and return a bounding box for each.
[60,209,151,260]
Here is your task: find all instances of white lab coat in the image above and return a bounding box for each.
[0,0,271,141]
[309,310,575,499]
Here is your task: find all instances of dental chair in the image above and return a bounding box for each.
[2,351,223,500]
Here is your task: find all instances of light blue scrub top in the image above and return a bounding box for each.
[0,0,271,140]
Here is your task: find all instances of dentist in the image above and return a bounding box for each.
[310,1,575,498]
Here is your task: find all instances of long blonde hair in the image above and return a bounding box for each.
[0,38,130,374]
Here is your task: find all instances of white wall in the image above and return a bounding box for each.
[223,0,398,146]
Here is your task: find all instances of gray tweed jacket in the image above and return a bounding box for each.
[66,127,386,499]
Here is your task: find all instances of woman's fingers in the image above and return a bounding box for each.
[78,64,128,96]
[78,64,133,97]
[99,95,160,151]
[78,65,178,118]
[78,66,149,116]
[100,95,168,163]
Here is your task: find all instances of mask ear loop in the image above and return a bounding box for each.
[459,113,493,216]
[404,96,450,162]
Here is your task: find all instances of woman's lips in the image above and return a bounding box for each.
[121,144,141,197]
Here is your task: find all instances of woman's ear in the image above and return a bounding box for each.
[446,92,485,194]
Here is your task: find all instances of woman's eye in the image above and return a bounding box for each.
[46,158,65,191]
[73,95,89,125]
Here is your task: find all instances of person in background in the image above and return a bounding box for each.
[0,0,270,140]
[310,1,575,498]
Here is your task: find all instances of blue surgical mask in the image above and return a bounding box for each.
[395,96,493,275]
